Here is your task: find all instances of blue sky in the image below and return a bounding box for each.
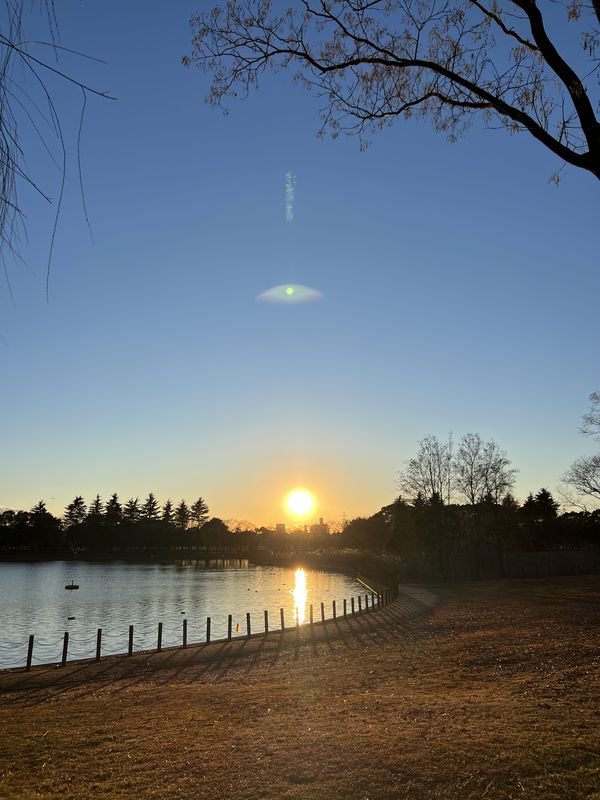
[1,1,599,524]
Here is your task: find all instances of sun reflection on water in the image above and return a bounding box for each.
[292,568,307,624]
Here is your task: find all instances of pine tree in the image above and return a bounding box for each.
[105,493,123,526]
[123,498,141,524]
[174,500,191,531]
[142,492,160,520]
[190,497,209,528]
[87,494,104,520]
[162,500,174,524]
[64,496,87,527]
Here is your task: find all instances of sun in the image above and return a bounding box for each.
[284,488,316,519]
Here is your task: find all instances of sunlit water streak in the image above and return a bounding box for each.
[292,567,307,624]
[0,561,365,668]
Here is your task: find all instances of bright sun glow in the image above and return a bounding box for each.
[284,487,315,518]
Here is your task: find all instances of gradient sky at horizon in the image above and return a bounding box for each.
[1,1,599,525]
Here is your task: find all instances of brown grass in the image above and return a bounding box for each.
[1,577,599,800]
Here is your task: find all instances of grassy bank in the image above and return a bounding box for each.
[1,577,598,800]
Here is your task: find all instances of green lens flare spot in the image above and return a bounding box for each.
[256,284,323,304]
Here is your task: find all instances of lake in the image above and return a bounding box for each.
[0,560,367,669]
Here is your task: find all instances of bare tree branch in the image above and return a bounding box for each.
[185,0,600,180]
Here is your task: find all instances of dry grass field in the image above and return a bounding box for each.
[0,577,598,800]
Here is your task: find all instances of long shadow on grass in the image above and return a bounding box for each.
[0,594,438,705]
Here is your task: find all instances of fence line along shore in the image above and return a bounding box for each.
[11,586,399,673]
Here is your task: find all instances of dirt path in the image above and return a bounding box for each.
[1,577,598,800]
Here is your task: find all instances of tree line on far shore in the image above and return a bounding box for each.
[1,482,598,583]
[2,395,599,581]
[0,493,228,553]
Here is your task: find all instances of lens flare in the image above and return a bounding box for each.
[257,284,323,304]
[285,170,295,222]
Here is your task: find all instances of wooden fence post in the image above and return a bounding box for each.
[182,619,188,648]
[358,596,362,614]
[280,608,285,630]
[26,634,34,672]
[371,592,375,608]
[264,609,269,634]
[128,625,134,656]
[96,628,102,661]
[332,600,336,619]
[343,598,347,617]
[246,612,251,637]
[351,597,355,615]
[309,604,314,625]
[227,615,232,640]
[206,617,211,642]
[61,631,69,666]
[320,602,325,622]
[157,623,163,652]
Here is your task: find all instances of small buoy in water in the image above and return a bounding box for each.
[68,616,75,620]
[180,611,185,614]
[235,623,240,633]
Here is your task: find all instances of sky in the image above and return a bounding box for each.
[1,1,599,526]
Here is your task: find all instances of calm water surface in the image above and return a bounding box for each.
[0,560,367,669]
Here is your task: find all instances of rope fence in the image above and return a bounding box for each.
[4,586,398,672]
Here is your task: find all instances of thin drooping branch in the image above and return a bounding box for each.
[0,0,113,294]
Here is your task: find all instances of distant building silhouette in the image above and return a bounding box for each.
[275,523,286,534]
[310,517,329,536]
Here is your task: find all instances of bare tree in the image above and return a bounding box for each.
[455,432,516,504]
[185,0,600,181]
[564,391,600,501]
[581,390,600,439]
[398,433,453,503]
[563,453,600,499]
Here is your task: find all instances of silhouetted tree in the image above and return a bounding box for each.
[63,496,86,527]
[564,455,600,501]
[398,434,453,503]
[342,514,390,551]
[87,495,104,521]
[190,497,209,528]
[141,492,160,521]
[162,500,174,525]
[28,500,61,549]
[201,517,230,546]
[522,488,560,522]
[186,0,600,181]
[455,433,516,504]
[564,391,600,502]
[581,391,600,438]
[501,492,520,512]
[123,498,141,524]
[174,500,191,531]
[104,493,123,526]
